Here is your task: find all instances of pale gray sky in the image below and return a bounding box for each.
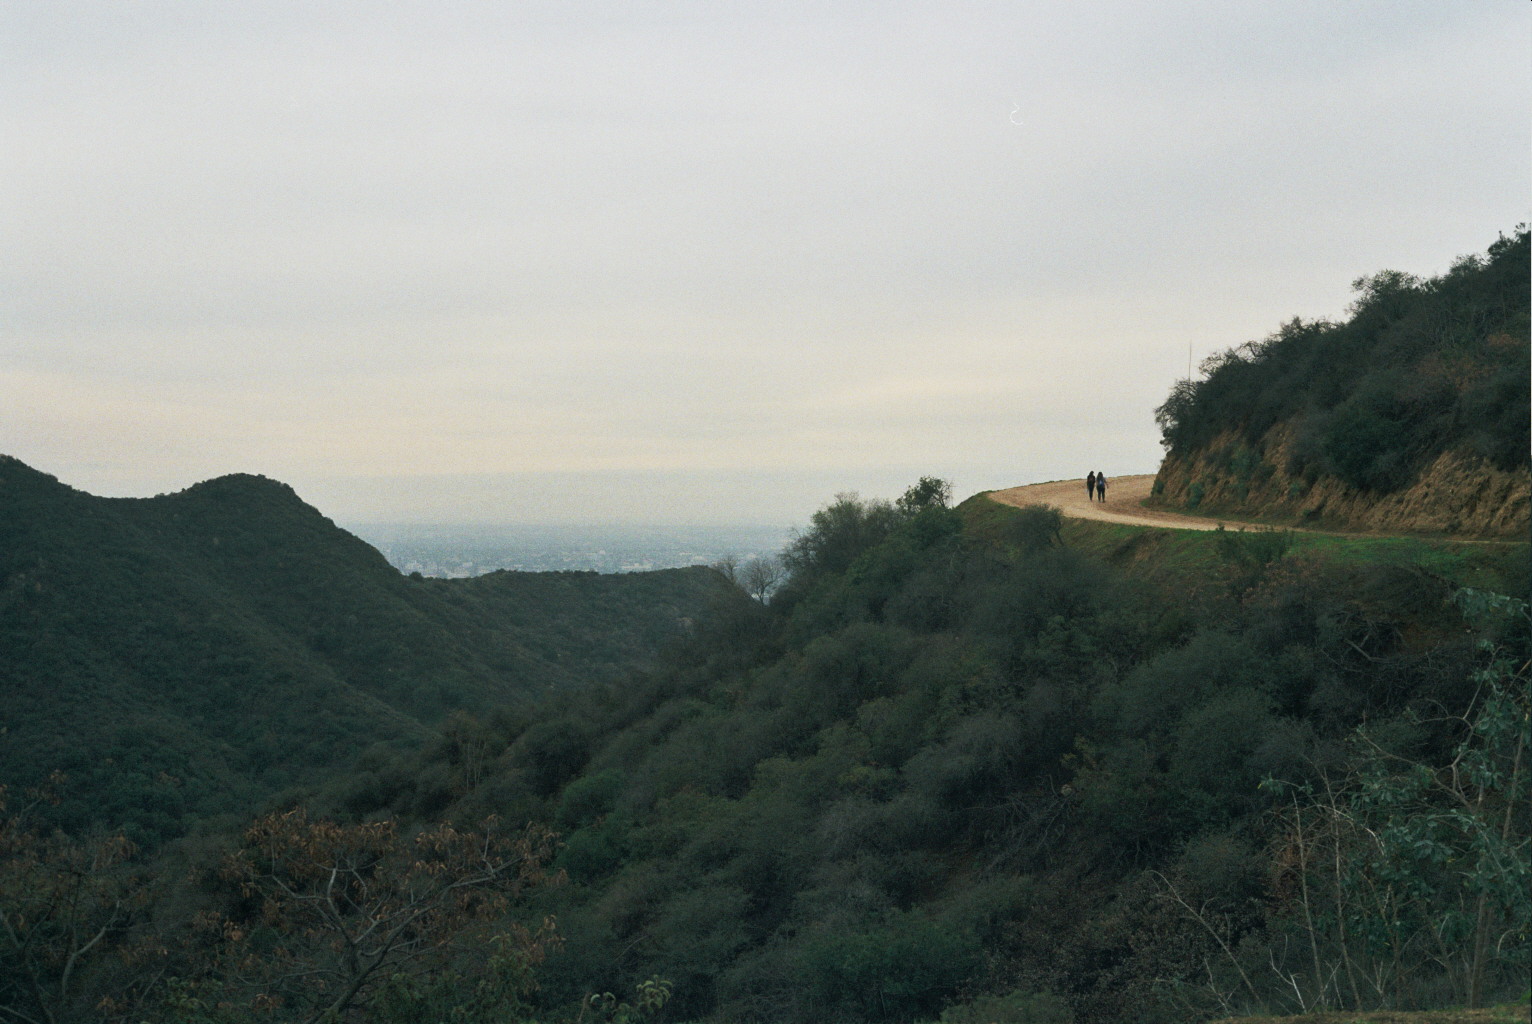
[4,1,1527,525]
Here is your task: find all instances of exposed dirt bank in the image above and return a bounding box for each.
[1150,430,1529,539]
[987,473,1526,544]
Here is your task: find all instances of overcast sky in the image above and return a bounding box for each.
[4,2,1527,526]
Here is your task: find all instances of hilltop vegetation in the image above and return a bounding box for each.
[0,456,738,845]
[1152,228,1529,535]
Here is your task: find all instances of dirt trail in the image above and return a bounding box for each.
[990,476,1520,542]
[988,475,1239,532]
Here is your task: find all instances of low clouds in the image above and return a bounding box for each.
[4,2,1527,524]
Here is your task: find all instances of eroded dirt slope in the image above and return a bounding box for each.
[1150,430,1529,539]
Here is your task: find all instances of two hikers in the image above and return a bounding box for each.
[1086,471,1107,502]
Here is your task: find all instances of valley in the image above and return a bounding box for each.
[1,229,1527,1024]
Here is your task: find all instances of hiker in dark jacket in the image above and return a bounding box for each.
[1086,471,1096,500]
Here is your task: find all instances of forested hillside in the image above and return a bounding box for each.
[341,490,1526,1024]
[2,472,1526,1023]
[1151,229,1529,536]
[0,456,737,845]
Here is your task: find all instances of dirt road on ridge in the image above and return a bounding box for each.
[988,475,1234,532]
[993,474,1522,542]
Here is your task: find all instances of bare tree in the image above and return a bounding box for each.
[204,810,562,1022]
[711,553,741,586]
[739,555,785,604]
[0,775,147,1024]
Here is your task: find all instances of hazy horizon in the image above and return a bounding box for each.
[348,519,794,578]
[6,2,1527,527]
[9,448,1068,530]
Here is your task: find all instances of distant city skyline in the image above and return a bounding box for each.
[5,2,1527,526]
[352,521,793,576]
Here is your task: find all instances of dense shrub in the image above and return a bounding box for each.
[795,911,980,1023]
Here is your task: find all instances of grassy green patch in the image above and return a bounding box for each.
[966,492,1529,597]
[1290,531,1529,594]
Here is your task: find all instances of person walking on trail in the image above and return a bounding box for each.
[1096,472,1108,502]
[1085,471,1096,500]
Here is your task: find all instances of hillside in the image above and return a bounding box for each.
[2,474,1526,1023]
[280,486,1525,1024]
[0,456,739,844]
[1149,229,1529,537]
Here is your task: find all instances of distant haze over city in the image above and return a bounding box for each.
[349,521,792,577]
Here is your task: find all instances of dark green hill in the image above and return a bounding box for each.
[0,456,738,844]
